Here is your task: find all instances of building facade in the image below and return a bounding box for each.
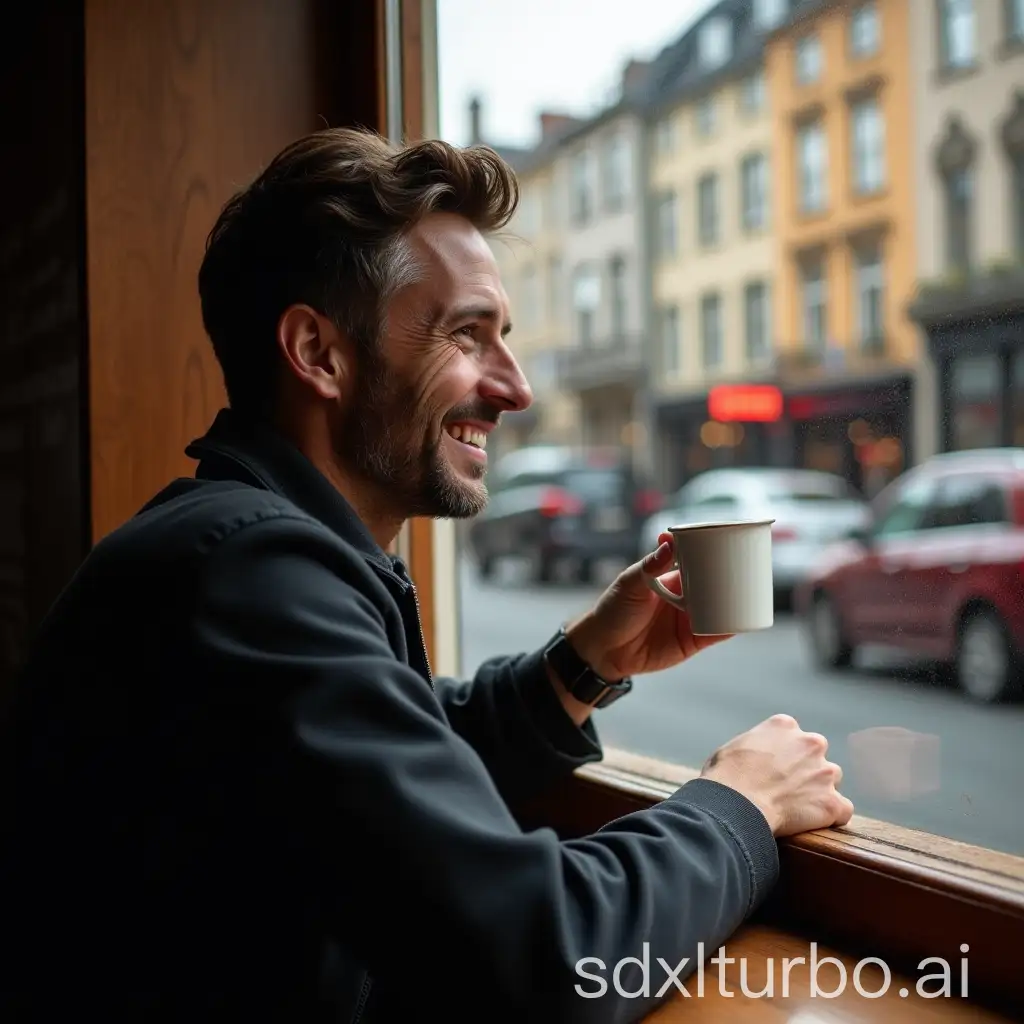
[765,0,917,496]
[554,65,652,464]
[471,100,581,462]
[907,0,1024,457]
[646,0,782,490]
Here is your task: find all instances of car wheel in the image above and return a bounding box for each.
[808,591,853,670]
[955,608,1018,704]
[526,548,555,584]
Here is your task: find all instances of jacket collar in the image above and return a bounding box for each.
[185,408,405,579]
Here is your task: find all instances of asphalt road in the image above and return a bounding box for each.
[455,554,1024,858]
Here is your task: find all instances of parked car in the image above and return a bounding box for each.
[795,448,1024,703]
[468,446,662,583]
[641,467,870,602]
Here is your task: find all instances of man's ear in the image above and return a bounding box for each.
[276,304,354,401]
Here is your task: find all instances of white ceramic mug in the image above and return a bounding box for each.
[642,519,776,635]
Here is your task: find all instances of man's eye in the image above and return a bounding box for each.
[455,325,476,338]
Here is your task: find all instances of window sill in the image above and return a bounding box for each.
[516,746,1024,1017]
[933,62,981,87]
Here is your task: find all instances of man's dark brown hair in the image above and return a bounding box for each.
[198,128,520,417]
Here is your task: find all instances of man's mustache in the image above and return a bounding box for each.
[443,403,502,427]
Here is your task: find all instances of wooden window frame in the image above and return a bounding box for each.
[396,3,1024,1016]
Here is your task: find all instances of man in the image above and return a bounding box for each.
[0,129,852,1023]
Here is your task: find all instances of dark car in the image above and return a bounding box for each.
[468,446,662,583]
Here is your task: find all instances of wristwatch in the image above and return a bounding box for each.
[543,627,633,709]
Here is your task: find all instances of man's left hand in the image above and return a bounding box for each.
[566,532,734,682]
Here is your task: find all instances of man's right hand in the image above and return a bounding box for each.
[701,713,854,837]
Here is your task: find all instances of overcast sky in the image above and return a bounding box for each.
[437,0,716,147]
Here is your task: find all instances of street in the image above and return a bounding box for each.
[455,554,1024,858]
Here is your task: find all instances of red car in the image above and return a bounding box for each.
[796,448,1024,703]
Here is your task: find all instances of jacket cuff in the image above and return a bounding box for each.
[513,647,603,764]
[669,777,780,913]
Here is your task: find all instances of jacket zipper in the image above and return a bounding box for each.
[409,582,434,688]
[351,973,372,1024]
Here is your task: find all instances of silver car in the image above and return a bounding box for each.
[640,468,872,598]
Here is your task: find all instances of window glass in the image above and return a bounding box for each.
[873,478,936,536]
[438,0,1024,861]
[926,475,1008,529]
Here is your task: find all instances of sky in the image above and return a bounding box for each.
[437,0,717,148]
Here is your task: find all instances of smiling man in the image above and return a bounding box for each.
[0,129,852,1023]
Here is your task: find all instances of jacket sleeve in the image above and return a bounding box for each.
[192,515,780,1024]
[433,649,603,806]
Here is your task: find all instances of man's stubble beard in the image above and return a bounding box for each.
[341,349,488,520]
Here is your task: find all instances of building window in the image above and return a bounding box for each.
[697,173,719,247]
[795,34,822,84]
[1009,0,1024,41]
[951,354,1001,450]
[739,70,765,115]
[654,190,678,259]
[570,150,592,225]
[800,259,827,353]
[653,115,677,156]
[797,120,828,213]
[740,152,768,231]
[753,0,787,30]
[608,255,627,338]
[660,305,680,374]
[939,0,976,69]
[572,264,600,346]
[699,16,732,69]
[943,166,973,270]
[602,133,629,213]
[744,281,770,362]
[854,245,884,351]
[547,255,562,322]
[849,2,881,57]
[700,292,723,369]
[851,96,886,194]
[696,95,716,137]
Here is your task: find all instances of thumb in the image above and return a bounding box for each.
[639,538,673,576]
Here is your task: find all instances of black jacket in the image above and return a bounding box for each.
[0,408,779,1023]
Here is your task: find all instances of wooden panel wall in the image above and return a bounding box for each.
[83,0,383,541]
[0,3,88,701]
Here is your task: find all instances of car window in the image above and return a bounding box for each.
[691,493,739,507]
[765,474,857,503]
[562,469,626,501]
[872,477,936,537]
[923,475,1008,530]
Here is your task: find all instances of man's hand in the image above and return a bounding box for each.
[563,533,732,684]
[702,714,855,835]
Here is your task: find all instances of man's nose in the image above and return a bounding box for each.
[481,346,533,413]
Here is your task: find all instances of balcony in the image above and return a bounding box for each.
[554,334,647,392]
[908,260,1024,329]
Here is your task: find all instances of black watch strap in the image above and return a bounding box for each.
[543,627,633,709]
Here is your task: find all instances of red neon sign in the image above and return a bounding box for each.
[708,385,784,423]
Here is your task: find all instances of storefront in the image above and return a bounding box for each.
[930,316,1024,454]
[910,271,1024,457]
[784,375,912,498]
[651,388,789,493]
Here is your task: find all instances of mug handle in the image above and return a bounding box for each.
[642,559,687,611]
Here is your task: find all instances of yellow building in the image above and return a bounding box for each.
[647,0,777,486]
[765,0,916,491]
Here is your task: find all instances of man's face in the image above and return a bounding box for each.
[341,212,532,519]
